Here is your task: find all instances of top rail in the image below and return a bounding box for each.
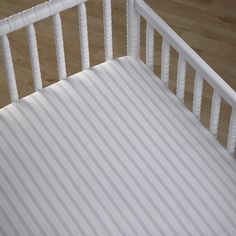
[0,0,86,36]
[135,0,236,109]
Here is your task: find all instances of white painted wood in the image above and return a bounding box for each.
[1,35,19,102]
[78,3,90,70]
[53,13,67,80]
[27,24,42,90]
[103,0,113,61]
[210,90,221,138]
[227,109,236,155]
[127,0,140,57]
[0,0,87,36]
[161,39,170,87]
[176,55,187,103]
[192,72,203,119]
[146,22,154,71]
[134,0,236,109]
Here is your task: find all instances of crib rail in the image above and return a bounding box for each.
[0,0,85,36]
[0,0,113,101]
[131,0,236,155]
[0,0,89,102]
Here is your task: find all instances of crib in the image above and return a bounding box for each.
[0,0,236,235]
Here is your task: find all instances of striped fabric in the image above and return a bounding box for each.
[0,56,236,235]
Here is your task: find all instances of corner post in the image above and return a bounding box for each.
[127,0,140,57]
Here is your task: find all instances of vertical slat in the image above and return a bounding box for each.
[53,13,67,80]
[176,55,187,103]
[127,0,140,57]
[1,35,18,102]
[103,0,113,61]
[78,3,90,70]
[27,24,42,90]
[209,90,221,138]
[227,108,236,156]
[192,72,203,119]
[161,39,170,87]
[146,22,154,71]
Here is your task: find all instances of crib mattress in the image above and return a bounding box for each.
[0,56,236,235]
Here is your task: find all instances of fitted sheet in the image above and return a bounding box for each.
[0,56,236,235]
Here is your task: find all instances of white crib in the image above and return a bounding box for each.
[0,0,236,235]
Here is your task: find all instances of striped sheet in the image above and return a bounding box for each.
[0,56,236,235]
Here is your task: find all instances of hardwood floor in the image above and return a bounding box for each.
[0,0,236,148]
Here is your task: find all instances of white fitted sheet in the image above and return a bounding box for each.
[0,56,236,235]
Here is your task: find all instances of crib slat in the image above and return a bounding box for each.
[161,39,170,87]
[103,0,113,61]
[227,109,236,156]
[1,35,19,102]
[176,55,187,103]
[53,13,67,80]
[78,3,90,70]
[27,24,42,90]
[210,90,221,138]
[127,0,140,57]
[146,22,154,71]
[192,72,203,119]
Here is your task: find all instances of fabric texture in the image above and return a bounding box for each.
[0,56,236,235]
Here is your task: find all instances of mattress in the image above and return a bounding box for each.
[0,56,236,235]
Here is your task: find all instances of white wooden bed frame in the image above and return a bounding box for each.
[0,0,236,235]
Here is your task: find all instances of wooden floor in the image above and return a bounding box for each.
[0,0,236,148]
